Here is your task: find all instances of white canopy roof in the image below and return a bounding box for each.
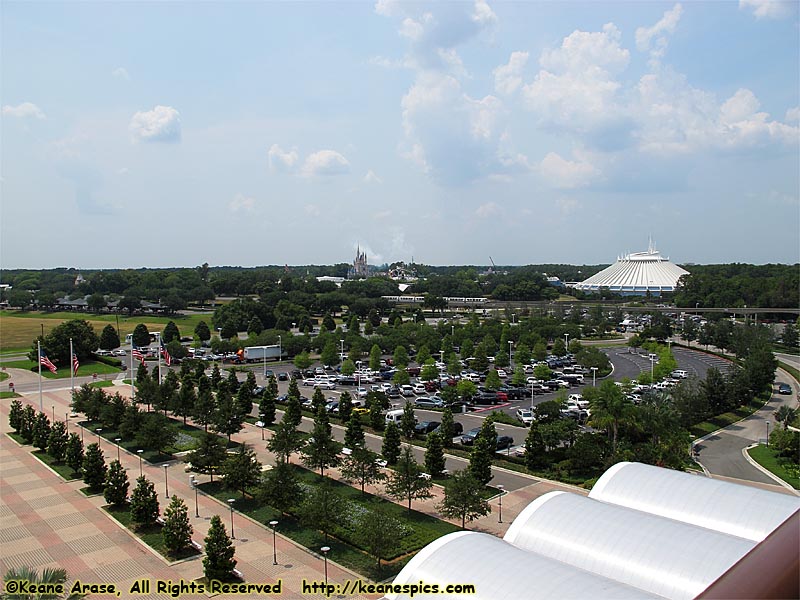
[573,245,689,295]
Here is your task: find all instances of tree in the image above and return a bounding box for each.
[439,408,456,448]
[193,387,216,432]
[174,380,196,425]
[257,461,305,515]
[203,515,237,582]
[393,345,410,369]
[32,412,51,452]
[469,420,496,485]
[235,381,253,419]
[551,337,566,356]
[485,369,502,391]
[385,446,433,512]
[393,369,411,386]
[774,405,798,430]
[221,444,262,497]
[400,402,417,438]
[162,321,181,344]
[782,322,798,348]
[369,344,382,371]
[382,421,401,465]
[533,363,551,381]
[338,391,353,424]
[524,421,546,470]
[258,390,277,426]
[267,418,304,464]
[162,495,193,556]
[212,386,244,441]
[158,370,180,416]
[294,351,312,371]
[31,319,99,364]
[20,404,36,444]
[82,442,107,491]
[195,320,212,342]
[424,432,446,478]
[587,380,634,455]
[341,359,356,376]
[340,446,386,494]
[225,368,240,394]
[247,316,264,335]
[302,407,340,476]
[9,399,23,432]
[132,323,151,348]
[532,341,547,361]
[368,395,385,431]
[104,459,130,506]
[2,566,84,600]
[47,420,69,463]
[354,503,404,567]
[344,411,365,449]
[136,413,177,456]
[65,433,84,476]
[320,341,339,367]
[420,362,439,382]
[437,470,491,529]
[99,324,120,350]
[188,433,228,483]
[297,478,347,541]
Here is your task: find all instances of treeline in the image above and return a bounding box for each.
[674,263,799,309]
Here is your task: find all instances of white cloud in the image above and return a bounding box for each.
[129,105,181,142]
[523,24,630,138]
[539,151,601,189]
[304,204,321,216]
[111,67,130,80]
[400,16,426,41]
[373,209,393,220]
[635,4,683,62]
[363,170,383,184]
[785,107,800,123]
[475,201,501,218]
[472,0,497,26]
[268,144,299,172]
[116,167,129,175]
[3,102,46,119]
[556,196,580,215]
[493,51,529,95]
[301,150,350,177]
[229,193,255,213]
[739,0,794,19]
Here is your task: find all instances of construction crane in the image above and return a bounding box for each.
[488,256,496,275]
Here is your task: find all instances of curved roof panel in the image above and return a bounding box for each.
[589,462,800,541]
[503,491,755,600]
[386,531,663,600]
[573,248,689,294]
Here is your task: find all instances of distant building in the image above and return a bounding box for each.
[316,276,345,287]
[348,245,369,279]
[571,241,689,296]
[74,274,85,286]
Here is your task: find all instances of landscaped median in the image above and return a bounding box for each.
[746,443,799,490]
[199,463,460,581]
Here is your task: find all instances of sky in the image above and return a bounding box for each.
[2,0,799,269]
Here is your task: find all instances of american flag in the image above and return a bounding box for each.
[131,347,145,364]
[39,350,57,374]
[160,340,171,366]
[72,353,80,375]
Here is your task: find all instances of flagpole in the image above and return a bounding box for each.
[157,333,162,385]
[130,340,135,402]
[70,338,75,399]
[37,340,43,411]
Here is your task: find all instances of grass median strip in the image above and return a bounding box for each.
[747,445,799,490]
[103,504,201,561]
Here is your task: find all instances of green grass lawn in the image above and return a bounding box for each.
[690,394,770,437]
[0,359,121,378]
[31,450,81,480]
[200,463,460,580]
[103,504,201,561]
[747,444,800,489]
[0,391,22,399]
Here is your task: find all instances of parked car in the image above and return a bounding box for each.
[415,396,444,409]
[460,427,482,445]
[434,421,464,436]
[496,436,514,451]
[414,421,441,436]
[278,372,289,381]
[400,385,415,397]
[515,408,534,425]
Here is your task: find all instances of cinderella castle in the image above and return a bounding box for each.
[347,245,369,279]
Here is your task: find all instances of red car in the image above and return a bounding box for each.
[495,391,508,402]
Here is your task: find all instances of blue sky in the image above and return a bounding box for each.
[2,0,798,269]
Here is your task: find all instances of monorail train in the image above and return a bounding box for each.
[381,295,488,306]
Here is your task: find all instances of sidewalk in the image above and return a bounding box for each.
[1,390,374,600]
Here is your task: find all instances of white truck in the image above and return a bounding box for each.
[243,345,281,362]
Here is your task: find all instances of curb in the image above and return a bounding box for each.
[741,443,800,495]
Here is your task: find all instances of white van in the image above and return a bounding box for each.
[385,409,405,424]
[671,370,688,379]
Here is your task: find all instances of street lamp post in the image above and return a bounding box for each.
[591,367,598,387]
[497,484,504,523]
[508,341,513,367]
[137,449,144,477]
[163,464,169,498]
[263,347,266,383]
[650,356,655,382]
[228,499,236,539]
[114,438,121,461]
[321,546,330,585]
[52,405,55,422]
[530,380,535,411]
[190,476,199,517]
[340,339,344,363]
[766,420,770,446]
[96,428,102,443]
[269,520,278,565]
[564,333,569,353]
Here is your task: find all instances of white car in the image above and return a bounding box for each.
[413,383,427,394]
[314,381,337,390]
[112,349,126,356]
[496,369,507,378]
[515,408,534,425]
[301,378,318,387]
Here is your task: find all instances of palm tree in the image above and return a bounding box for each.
[2,566,84,599]
[773,405,798,430]
[587,380,635,454]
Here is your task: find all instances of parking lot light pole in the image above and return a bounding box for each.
[115,438,121,461]
[497,485,504,523]
[340,339,344,362]
[270,520,279,565]
[190,476,199,517]
[564,333,569,353]
[164,464,169,498]
[766,420,770,446]
[137,449,143,477]
[591,367,598,387]
[650,356,655,382]
[321,546,330,585]
[530,381,535,411]
[508,341,513,367]
[96,428,102,443]
[228,499,236,539]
